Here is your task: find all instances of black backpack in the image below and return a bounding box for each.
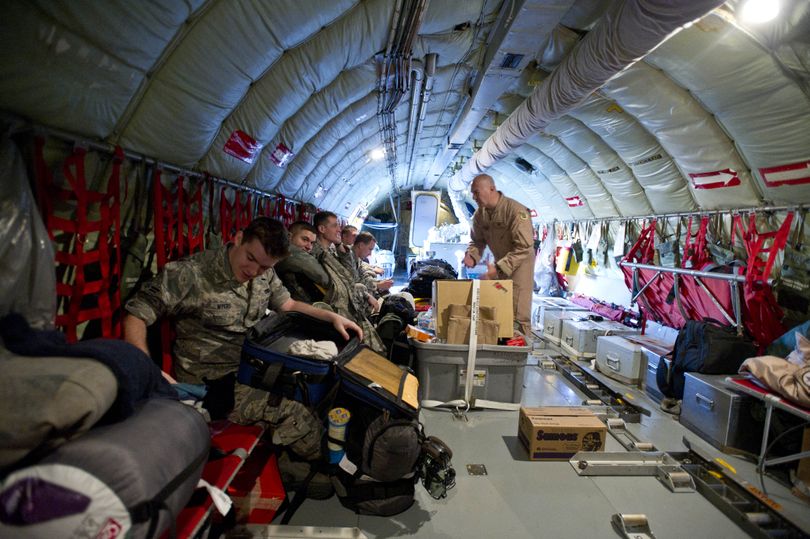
[657,319,758,399]
[331,403,423,516]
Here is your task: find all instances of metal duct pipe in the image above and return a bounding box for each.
[449,0,728,194]
[404,60,424,179]
[406,52,437,187]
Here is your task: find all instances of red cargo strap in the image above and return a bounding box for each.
[622,220,656,264]
[681,216,711,268]
[237,193,252,230]
[185,179,205,255]
[220,186,237,243]
[731,212,793,345]
[35,141,123,341]
[153,168,184,374]
[153,168,181,269]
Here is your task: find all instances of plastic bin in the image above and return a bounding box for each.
[412,340,530,403]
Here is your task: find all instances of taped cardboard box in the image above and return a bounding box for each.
[446,303,499,345]
[518,407,606,461]
[433,280,513,340]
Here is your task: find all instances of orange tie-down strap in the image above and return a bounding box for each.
[170,422,265,539]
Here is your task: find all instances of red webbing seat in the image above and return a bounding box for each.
[35,138,123,341]
[169,423,265,539]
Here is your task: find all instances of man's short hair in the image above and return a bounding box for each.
[289,220,317,236]
[341,225,357,236]
[354,231,376,247]
[313,211,337,231]
[242,217,289,257]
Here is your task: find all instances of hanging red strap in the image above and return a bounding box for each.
[273,195,286,221]
[284,200,296,227]
[731,211,794,346]
[622,220,656,264]
[176,175,186,258]
[260,196,273,217]
[220,186,236,243]
[681,216,711,269]
[236,193,252,230]
[98,146,124,339]
[186,179,204,254]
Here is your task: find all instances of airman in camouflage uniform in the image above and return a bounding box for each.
[123,218,362,461]
[275,222,329,304]
[313,212,385,353]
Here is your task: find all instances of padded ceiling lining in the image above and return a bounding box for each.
[647,13,810,203]
[2,0,809,221]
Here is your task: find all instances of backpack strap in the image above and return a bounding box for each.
[341,476,416,505]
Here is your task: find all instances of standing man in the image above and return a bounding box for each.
[463,174,535,335]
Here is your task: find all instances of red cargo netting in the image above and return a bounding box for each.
[35,138,123,342]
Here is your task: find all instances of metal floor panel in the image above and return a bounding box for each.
[280,359,810,539]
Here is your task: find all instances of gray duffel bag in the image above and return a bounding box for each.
[0,398,210,538]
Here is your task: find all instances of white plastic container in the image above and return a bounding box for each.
[412,340,530,403]
[560,320,639,358]
[595,336,646,385]
[542,308,590,344]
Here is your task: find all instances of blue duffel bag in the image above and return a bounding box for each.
[238,312,360,407]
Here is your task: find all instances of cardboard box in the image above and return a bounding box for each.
[226,441,286,524]
[518,407,607,461]
[433,280,514,340]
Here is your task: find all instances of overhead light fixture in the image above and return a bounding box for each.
[370,147,386,161]
[740,0,780,23]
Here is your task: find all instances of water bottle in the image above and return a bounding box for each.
[327,407,351,464]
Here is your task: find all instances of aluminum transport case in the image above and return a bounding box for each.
[560,320,639,358]
[679,373,763,455]
[542,308,590,345]
[644,352,668,402]
[595,336,646,386]
[533,297,585,329]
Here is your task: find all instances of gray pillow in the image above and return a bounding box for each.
[0,351,117,469]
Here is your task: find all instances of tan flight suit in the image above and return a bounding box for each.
[466,192,535,336]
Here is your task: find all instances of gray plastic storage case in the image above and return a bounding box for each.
[412,340,530,403]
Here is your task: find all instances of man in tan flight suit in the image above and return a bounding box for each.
[463,174,535,336]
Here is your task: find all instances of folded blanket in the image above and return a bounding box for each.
[1,313,176,422]
[739,355,810,408]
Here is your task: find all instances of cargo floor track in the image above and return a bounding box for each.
[234,352,810,539]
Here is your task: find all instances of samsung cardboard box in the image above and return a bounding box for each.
[433,279,514,340]
[518,407,607,461]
